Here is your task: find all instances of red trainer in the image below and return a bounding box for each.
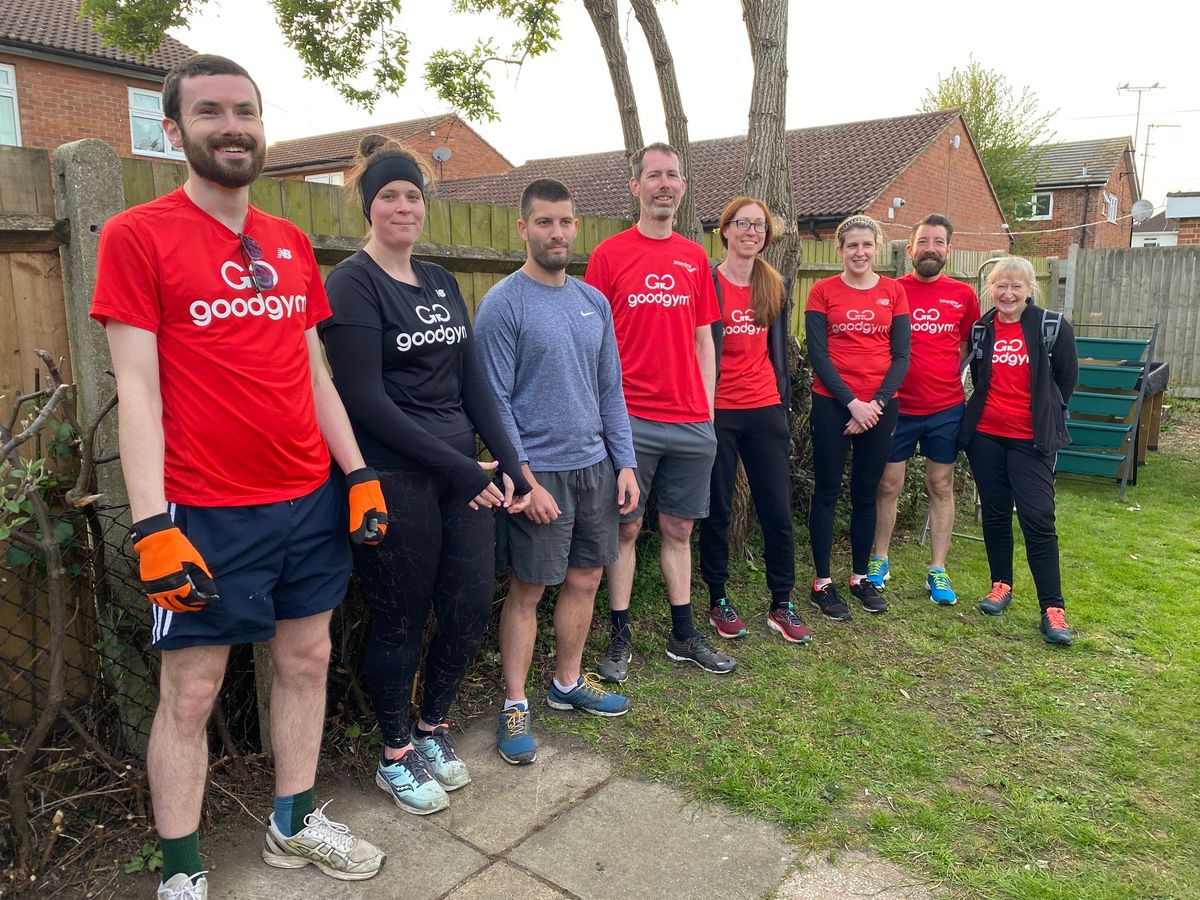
[709,598,748,638]
[767,604,812,644]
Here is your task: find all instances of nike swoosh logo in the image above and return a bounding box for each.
[581,310,595,317]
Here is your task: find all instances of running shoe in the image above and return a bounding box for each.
[866,556,890,589]
[927,568,957,605]
[709,598,748,638]
[596,632,632,684]
[1041,608,1074,646]
[374,747,449,815]
[665,632,736,674]
[810,581,852,621]
[411,723,471,791]
[767,604,812,644]
[262,803,385,880]
[497,703,537,765]
[546,673,630,716]
[157,873,207,900]
[850,578,889,614]
[977,582,1013,616]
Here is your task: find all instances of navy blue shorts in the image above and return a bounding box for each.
[888,403,964,465]
[150,478,352,651]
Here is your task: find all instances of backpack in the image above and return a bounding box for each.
[968,308,1062,364]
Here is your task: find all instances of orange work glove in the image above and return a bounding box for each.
[346,467,388,546]
[131,513,219,612]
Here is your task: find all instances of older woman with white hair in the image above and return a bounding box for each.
[958,256,1079,645]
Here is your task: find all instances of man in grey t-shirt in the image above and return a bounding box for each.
[475,179,639,765]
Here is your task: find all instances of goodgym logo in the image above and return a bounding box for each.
[627,273,689,308]
[645,273,675,290]
[845,309,875,322]
[221,259,279,292]
[992,338,1029,366]
[912,308,940,322]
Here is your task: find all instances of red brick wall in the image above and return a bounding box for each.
[1,53,170,159]
[1019,150,1136,256]
[863,117,1008,252]
[1178,218,1200,245]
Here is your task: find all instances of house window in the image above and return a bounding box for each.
[129,88,183,159]
[304,172,344,186]
[1028,192,1053,221]
[0,64,20,147]
[1141,237,1159,247]
[1103,192,1118,224]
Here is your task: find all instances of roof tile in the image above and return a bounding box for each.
[1033,137,1131,187]
[265,115,453,171]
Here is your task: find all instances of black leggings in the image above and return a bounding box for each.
[699,405,795,603]
[356,464,495,748]
[809,393,898,578]
[965,432,1064,611]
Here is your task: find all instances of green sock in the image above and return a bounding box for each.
[289,786,315,836]
[159,830,202,882]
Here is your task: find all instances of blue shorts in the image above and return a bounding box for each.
[150,478,352,651]
[888,404,964,465]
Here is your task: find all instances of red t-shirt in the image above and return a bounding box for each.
[714,271,780,410]
[896,274,980,415]
[584,227,720,422]
[977,319,1034,439]
[90,188,332,506]
[807,274,909,402]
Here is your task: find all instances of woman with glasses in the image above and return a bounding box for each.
[699,197,809,643]
[319,134,530,816]
[805,215,910,622]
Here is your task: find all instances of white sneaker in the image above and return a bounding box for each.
[261,802,385,881]
[157,872,207,899]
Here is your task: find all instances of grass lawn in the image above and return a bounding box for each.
[530,404,1200,899]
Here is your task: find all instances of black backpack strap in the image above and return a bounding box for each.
[710,262,724,376]
[1040,308,1062,356]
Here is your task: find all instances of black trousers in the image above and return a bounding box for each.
[699,405,795,603]
[356,464,495,748]
[965,431,1064,611]
[809,393,899,578]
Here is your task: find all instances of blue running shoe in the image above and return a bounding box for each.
[411,723,470,791]
[374,747,448,815]
[546,673,631,717]
[927,568,957,605]
[866,556,890,589]
[497,703,537,765]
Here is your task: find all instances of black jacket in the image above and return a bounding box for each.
[958,303,1079,455]
[709,263,792,410]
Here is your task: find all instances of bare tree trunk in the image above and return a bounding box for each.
[582,0,644,221]
[741,0,800,288]
[629,0,702,242]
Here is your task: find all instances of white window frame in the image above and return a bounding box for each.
[1028,192,1054,221]
[1103,192,1119,224]
[128,87,184,160]
[304,172,344,186]
[0,63,21,147]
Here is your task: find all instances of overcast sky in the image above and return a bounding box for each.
[175,0,1198,213]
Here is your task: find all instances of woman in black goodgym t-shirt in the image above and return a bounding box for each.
[321,135,530,815]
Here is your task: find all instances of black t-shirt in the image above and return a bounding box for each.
[321,251,528,498]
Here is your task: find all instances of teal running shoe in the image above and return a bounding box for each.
[927,568,957,605]
[497,703,537,765]
[546,673,630,716]
[866,556,890,589]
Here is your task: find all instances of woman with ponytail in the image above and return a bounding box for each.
[699,197,809,643]
[319,135,530,817]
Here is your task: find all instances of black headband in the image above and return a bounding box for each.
[360,155,426,222]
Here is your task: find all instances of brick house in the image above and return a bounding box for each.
[437,110,1007,251]
[1014,137,1139,256]
[1132,210,1178,247]
[1165,192,1200,245]
[0,0,195,159]
[265,115,513,186]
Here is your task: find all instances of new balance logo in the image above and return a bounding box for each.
[276,248,292,260]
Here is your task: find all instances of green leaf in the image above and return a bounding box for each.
[344,723,362,739]
[52,521,75,547]
[5,546,35,569]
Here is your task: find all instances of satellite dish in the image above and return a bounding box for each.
[431,146,452,163]
[1131,199,1155,223]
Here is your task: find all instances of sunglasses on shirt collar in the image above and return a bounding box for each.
[238,232,278,293]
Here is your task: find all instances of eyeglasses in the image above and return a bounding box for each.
[731,218,767,233]
[238,232,277,293]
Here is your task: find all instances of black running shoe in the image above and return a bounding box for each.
[596,632,632,684]
[665,632,736,674]
[850,578,889,614]
[810,581,852,621]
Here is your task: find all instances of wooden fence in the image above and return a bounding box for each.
[1064,244,1200,395]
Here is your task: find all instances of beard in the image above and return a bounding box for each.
[914,253,947,277]
[531,240,572,272]
[181,129,265,189]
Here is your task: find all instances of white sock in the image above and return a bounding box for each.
[504,698,527,710]
[553,677,580,694]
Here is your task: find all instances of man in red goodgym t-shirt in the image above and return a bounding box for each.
[89,55,386,897]
[869,214,980,605]
[584,143,735,681]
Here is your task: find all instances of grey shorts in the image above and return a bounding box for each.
[506,459,619,585]
[624,416,718,523]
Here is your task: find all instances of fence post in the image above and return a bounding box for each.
[890,240,908,278]
[1063,244,1079,321]
[52,140,126,506]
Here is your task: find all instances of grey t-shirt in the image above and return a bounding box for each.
[475,270,636,473]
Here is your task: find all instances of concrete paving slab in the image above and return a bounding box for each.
[429,715,613,855]
[444,860,570,899]
[509,777,794,900]
[200,780,488,899]
[776,851,945,899]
